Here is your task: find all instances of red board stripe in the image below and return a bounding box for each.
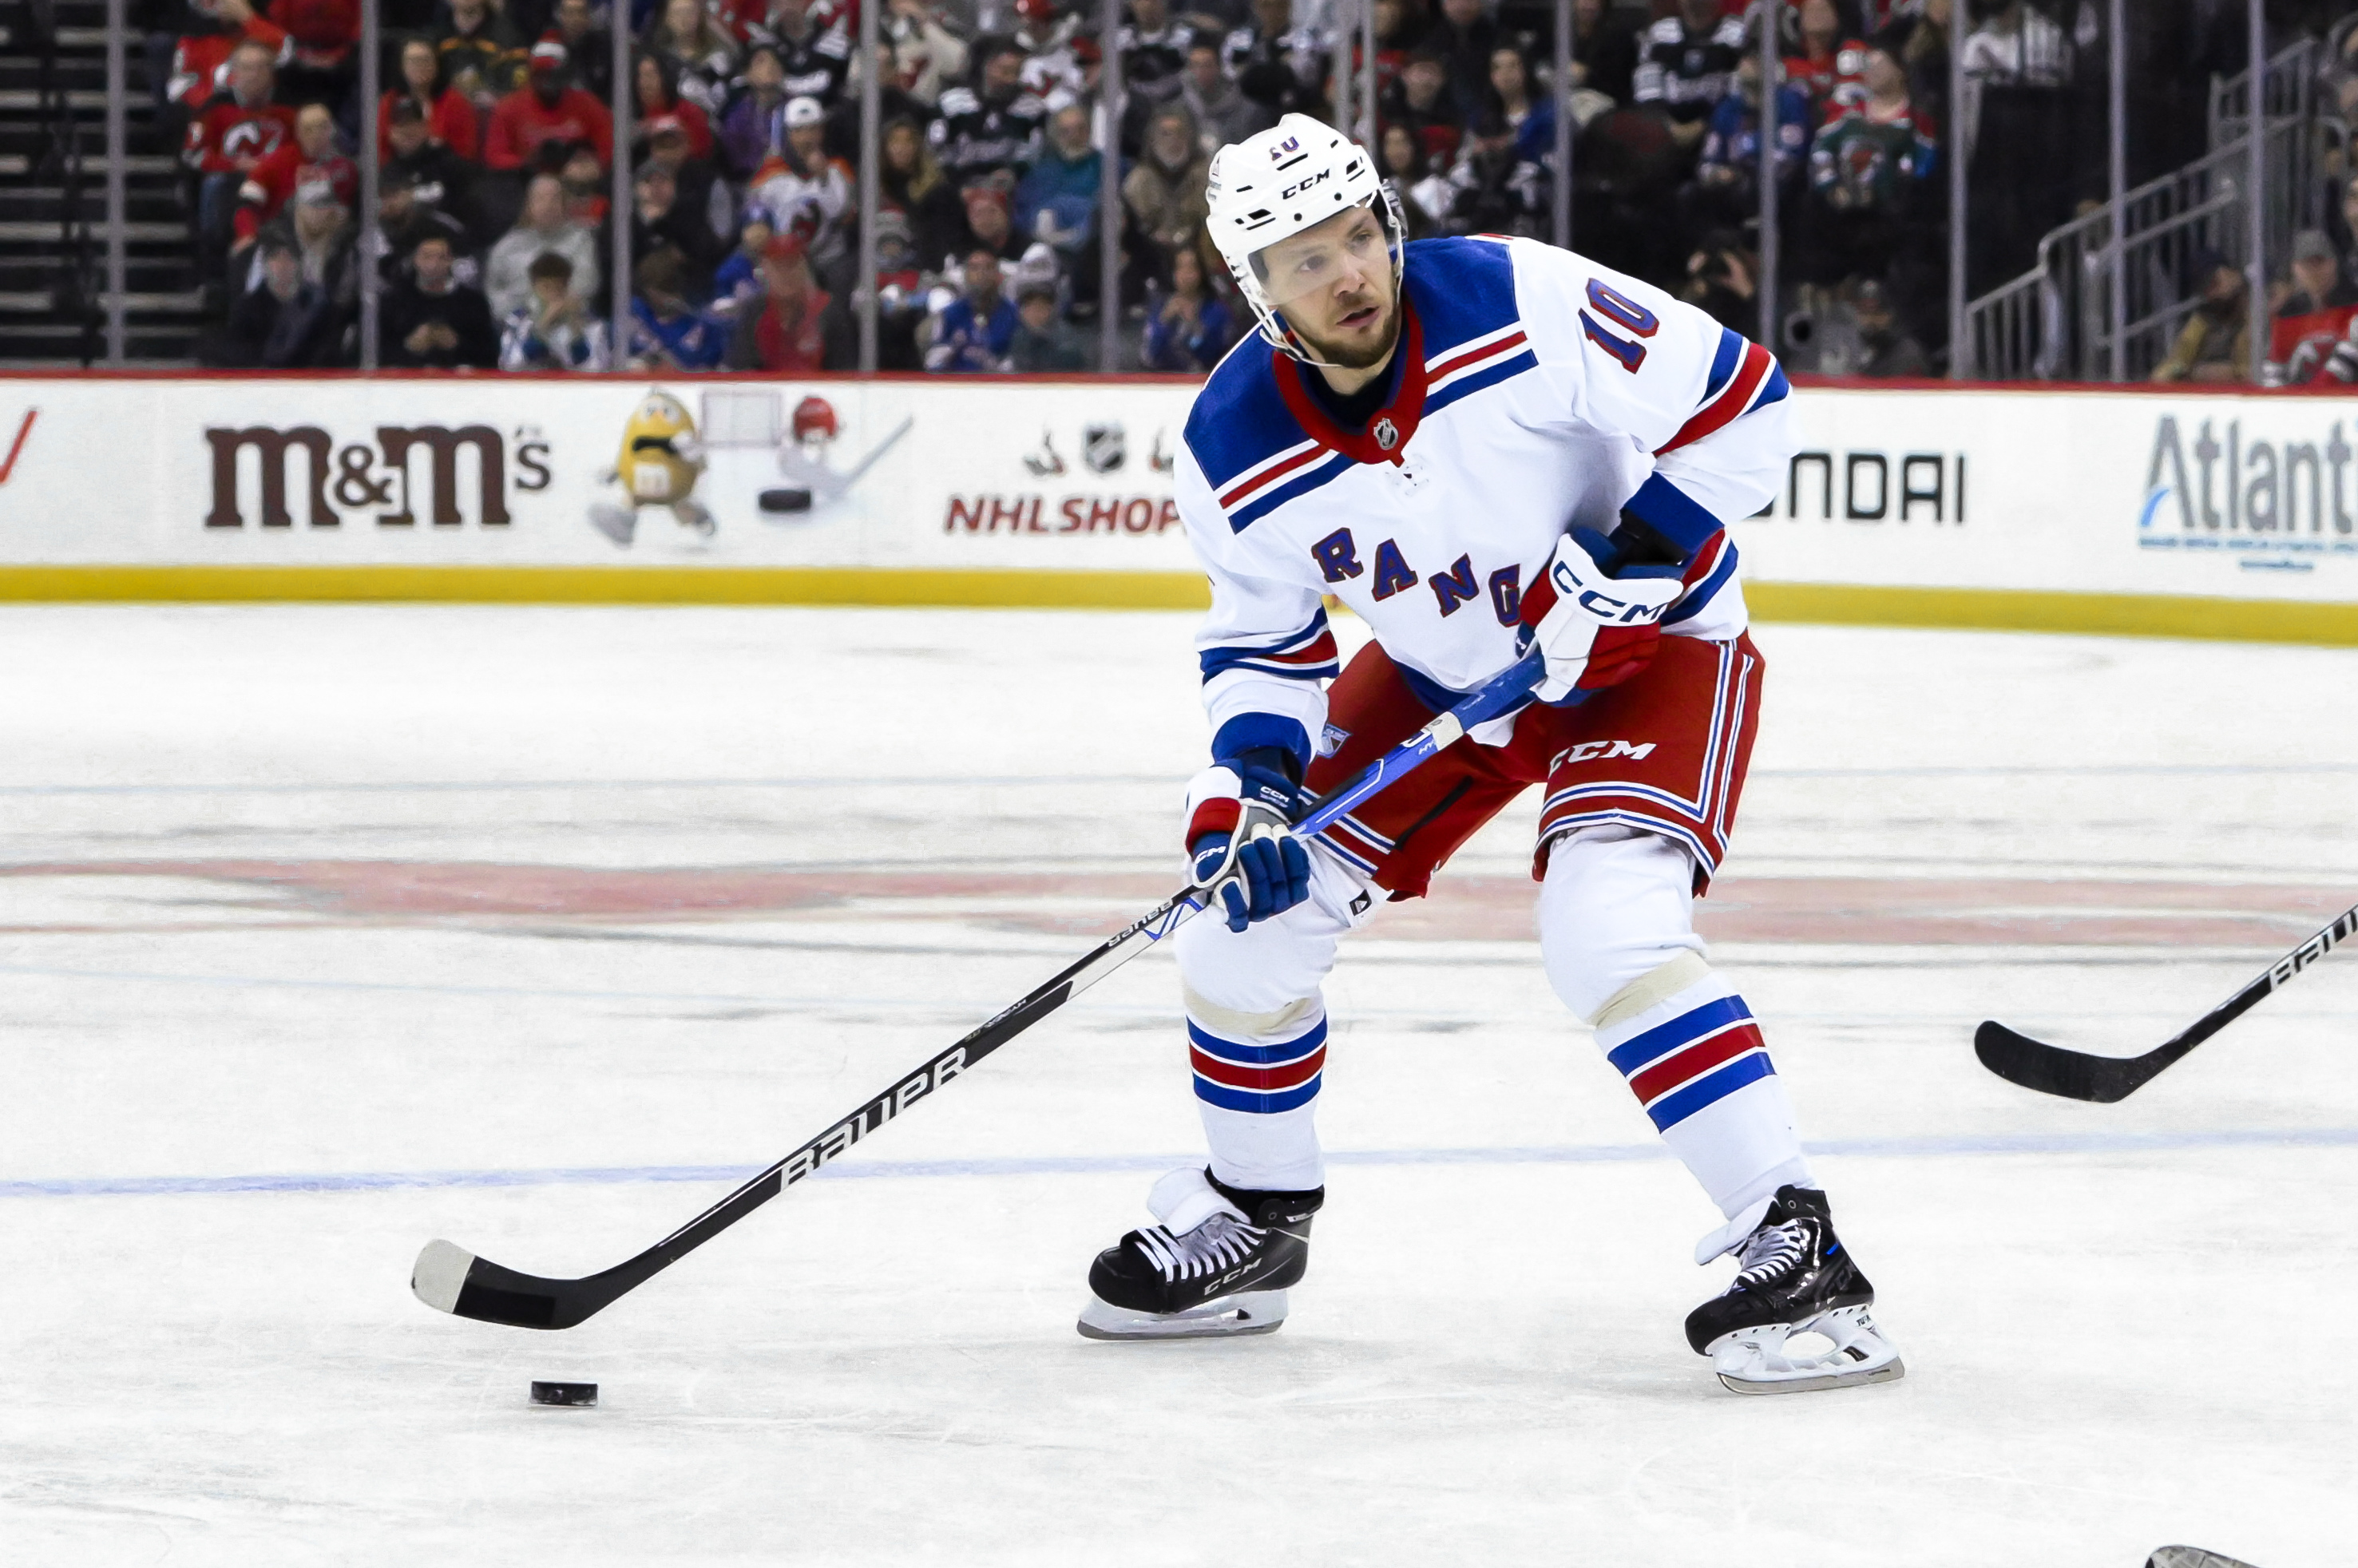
[1627,1022,1765,1105]
[1191,1043,1326,1092]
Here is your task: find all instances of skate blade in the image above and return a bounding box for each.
[1708,1305,1905,1396]
[1075,1289,1288,1342]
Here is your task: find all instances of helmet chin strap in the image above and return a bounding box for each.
[1274,303,1403,376]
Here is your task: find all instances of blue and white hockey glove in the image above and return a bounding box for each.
[1184,749,1312,933]
[1517,525,1689,704]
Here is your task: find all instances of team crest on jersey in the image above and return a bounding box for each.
[1082,422,1126,473]
[1372,417,1399,452]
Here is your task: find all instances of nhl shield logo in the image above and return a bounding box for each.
[1373,416,1400,452]
[1083,422,1127,473]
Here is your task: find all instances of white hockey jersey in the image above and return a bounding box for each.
[1175,234,1795,766]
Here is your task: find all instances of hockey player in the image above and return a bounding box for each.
[1076,115,1903,1395]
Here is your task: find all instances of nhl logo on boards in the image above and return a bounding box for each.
[1083,422,1127,473]
[1373,417,1400,452]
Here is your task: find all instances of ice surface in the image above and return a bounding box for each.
[0,604,2353,1566]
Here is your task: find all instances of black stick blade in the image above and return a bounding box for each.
[1973,1020,2154,1103]
[412,1240,619,1331]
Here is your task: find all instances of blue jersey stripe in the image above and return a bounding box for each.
[1424,348,1540,418]
[1664,541,1740,628]
[1230,449,1354,532]
[1623,472,1726,556]
[1702,327,1743,402]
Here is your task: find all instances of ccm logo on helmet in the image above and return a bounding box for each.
[1280,168,1332,200]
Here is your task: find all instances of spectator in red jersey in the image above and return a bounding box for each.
[381,35,481,162]
[164,0,287,129]
[1782,0,1866,120]
[184,38,299,285]
[271,0,360,113]
[2265,230,2358,386]
[633,52,717,163]
[233,102,356,255]
[724,232,855,370]
[484,40,615,172]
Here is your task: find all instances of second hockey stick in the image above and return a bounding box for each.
[411,650,1546,1330]
[1975,897,2358,1103]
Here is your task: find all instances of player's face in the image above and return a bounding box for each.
[1256,204,1397,370]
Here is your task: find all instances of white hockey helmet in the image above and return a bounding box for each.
[1205,112,1404,363]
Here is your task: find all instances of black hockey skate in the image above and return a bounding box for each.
[1683,1184,1904,1395]
[1076,1167,1321,1341]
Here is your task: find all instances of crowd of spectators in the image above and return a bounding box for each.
[135,0,2347,379]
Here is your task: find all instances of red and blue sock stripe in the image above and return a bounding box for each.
[1603,995,1773,1132]
[1187,1015,1326,1115]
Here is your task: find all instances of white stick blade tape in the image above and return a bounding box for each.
[411,1239,477,1313]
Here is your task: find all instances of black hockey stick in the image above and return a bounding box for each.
[410,651,1547,1329]
[1975,898,2358,1103]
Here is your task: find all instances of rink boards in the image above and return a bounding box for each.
[0,373,2352,643]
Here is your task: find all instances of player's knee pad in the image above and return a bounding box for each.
[1173,843,1367,1016]
[1537,823,1707,1023]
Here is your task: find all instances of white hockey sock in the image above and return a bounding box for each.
[1188,1005,1328,1194]
[1592,970,1814,1219]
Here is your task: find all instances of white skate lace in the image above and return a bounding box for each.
[1131,1214,1264,1283]
[1732,1219,1812,1289]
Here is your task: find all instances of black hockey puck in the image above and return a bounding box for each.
[759,487,814,513]
[529,1380,598,1408]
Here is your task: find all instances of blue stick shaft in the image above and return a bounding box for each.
[1291,650,1544,837]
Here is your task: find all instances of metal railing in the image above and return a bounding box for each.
[1964,32,2319,382]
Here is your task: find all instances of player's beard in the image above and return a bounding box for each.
[1294,291,1401,372]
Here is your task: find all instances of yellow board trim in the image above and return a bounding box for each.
[0,566,2350,645]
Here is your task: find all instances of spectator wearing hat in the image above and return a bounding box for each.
[485,170,601,316]
[1010,280,1089,372]
[630,162,731,292]
[483,39,613,172]
[2265,229,2358,386]
[372,166,474,286]
[724,233,856,370]
[644,0,742,114]
[2152,251,2251,384]
[381,35,480,163]
[1802,39,1936,287]
[1141,238,1231,372]
[546,0,612,100]
[382,231,501,367]
[955,176,1030,266]
[432,0,529,123]
[500,251,612,369]
[382,97,482,237]
[633,51,718,162]
[931,36,1048,181]
[642,112,734,251]
[628,246,731,369]
[746,96,854,283]
[1849,277,1928,378]
[719,42,791,180]
[926,247,1019,371]
[231,102,355,263]
[214,228,343,366]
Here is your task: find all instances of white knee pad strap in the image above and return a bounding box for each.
[1181,985,1323,1043]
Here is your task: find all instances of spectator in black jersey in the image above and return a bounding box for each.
[644,0,741,114]
[382,96,480,240]
[758,0,853,105]
[381,231,501,366]
[881,115,968,269]
[630,161,729,292]
[1120,0,1198,122]
[823,35,927,163]
[1632,0,1745,160]
[374,166,475,286]
[213,229,345,366]
[1223,0,1324,119]
[931,37,1048,180]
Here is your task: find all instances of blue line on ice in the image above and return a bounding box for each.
[8,1127,2354,1198]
